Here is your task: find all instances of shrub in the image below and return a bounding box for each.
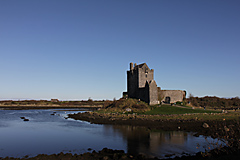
[188,96,240,109]
[101,98,150,113]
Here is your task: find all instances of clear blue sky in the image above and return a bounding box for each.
[1,0,239,100]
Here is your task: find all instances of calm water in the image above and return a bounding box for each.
[0,109,220,158]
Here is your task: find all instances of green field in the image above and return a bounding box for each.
[145,105,221,115]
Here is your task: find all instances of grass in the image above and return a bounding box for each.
[96,103,239,121]
[98,98,151,113]
[143,106,239,121]
[145,105,221,115]
[95,99,240,121]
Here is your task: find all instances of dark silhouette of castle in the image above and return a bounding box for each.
[123,62,186,105]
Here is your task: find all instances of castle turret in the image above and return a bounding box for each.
[130,62,133,70]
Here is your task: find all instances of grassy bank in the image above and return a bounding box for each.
[145,105,221,115]
[98,98,222,114]
[96,99,240,121]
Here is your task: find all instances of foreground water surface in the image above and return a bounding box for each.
[0,109,221,158]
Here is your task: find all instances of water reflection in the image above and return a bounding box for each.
[106,125,197,158]
[0,109,220,158]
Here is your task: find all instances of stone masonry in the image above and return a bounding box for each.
[124,62,186,105]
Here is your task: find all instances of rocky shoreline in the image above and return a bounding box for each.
[1,147,240,160]
[1,147,239,160]
[68,112,237,138]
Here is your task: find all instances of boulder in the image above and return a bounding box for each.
[203,123,209,128]
[125,108,132,112]
[224,126,230,132]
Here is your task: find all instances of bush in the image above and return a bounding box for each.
[101,98,150,113]
[188,96,240,109]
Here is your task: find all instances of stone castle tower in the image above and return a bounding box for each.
[124,62,186,105]
[127,62,159,105]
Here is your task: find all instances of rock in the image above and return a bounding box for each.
[113,153,120,159]
[203,123,209,128]
[120,155,128,160]
[23,119,29,121]
[224,126,230,132]
[103,156,110,160]
[125,108,131,112]
[20,117,25,119]
[165,154,175,157]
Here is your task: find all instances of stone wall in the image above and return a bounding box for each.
[138,64,154,88]
[127,70,138,98]
[159,90,186,103]
[136,88,148,103]
[147,80,159,105]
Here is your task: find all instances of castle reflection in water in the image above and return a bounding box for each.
[103,125,189,157]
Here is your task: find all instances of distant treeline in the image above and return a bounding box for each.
[0,99,109,106]
[188,96,240,109]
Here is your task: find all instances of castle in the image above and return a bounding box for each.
[123,62,186,105]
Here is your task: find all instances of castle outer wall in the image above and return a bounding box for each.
[159,90,186,104]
